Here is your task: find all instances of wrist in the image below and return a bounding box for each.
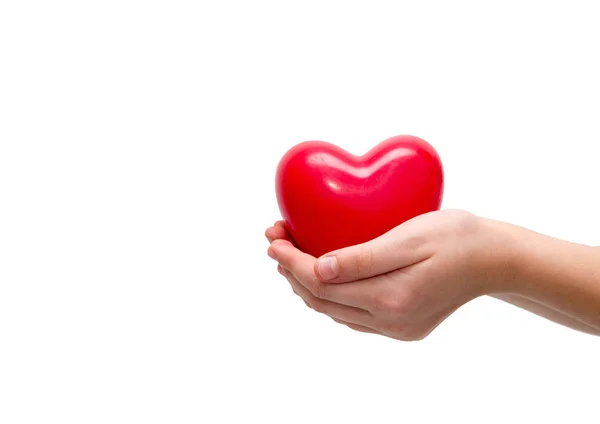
[471,217,526,296]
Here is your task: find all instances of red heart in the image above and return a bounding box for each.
[275,135,444,258]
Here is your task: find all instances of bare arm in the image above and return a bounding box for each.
[491,220,600,333]
[266,212,600,339]
[491,293,600,336]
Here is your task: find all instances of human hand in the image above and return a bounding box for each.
[265,210,514,341]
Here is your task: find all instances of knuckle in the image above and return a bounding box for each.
[346,323,368,333]
[274,246,296,269]
[311,299,327,314]
[398,327,428,342]
[290,285,303,299]
[401,233,427,252]
[372,293,400,314]
[371,284,421,318]
[380,321,430,341]
[353,244,373,279]
[379,321,405,338]
[451,209,477,227]
[310,279,328,300]
[286,255,300,271]
[443,210,478,237]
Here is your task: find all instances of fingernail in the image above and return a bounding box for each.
[268,247,277,260]
[318,256,339,280]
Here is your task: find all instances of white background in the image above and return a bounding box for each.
[1,1,599,423]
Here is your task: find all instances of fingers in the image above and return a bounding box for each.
[269,240,373,310]
[280,261,381,335]
[265,220,294,244]
[279,265,375,328]
[314,224,431,283]
[331,318,381,335]
[265,221,287,242]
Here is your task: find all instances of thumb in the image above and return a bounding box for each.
[314,227,429,283]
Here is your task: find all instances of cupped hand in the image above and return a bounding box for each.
[265,210,514,341]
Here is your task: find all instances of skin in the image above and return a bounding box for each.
[265,210,600,340]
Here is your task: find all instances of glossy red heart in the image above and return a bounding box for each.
[275,135,444,258]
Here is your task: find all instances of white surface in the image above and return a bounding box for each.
[1,1,599,423]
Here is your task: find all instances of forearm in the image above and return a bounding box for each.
[489,219,600,331]
[491,293,600,336]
